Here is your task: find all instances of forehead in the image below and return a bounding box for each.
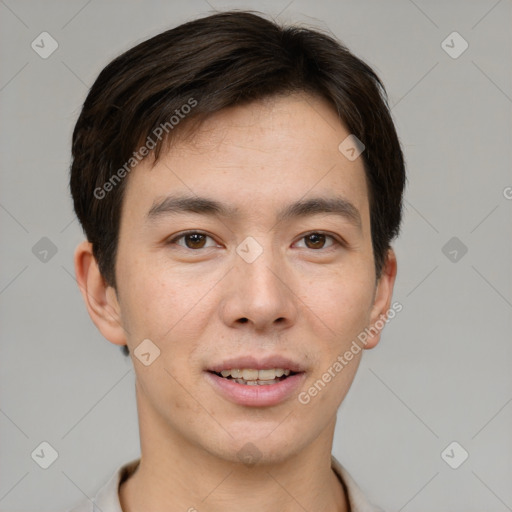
[121,92,370,228]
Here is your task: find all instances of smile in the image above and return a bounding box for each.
[212,368,294,385]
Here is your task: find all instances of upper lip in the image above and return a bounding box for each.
[207,355,306,373]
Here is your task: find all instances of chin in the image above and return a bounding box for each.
[211,425,307,466]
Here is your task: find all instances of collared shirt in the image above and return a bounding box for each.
[68,456,382,512]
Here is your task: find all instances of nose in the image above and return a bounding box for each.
[219,242,299,333]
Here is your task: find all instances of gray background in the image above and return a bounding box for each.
[1,1,511,511]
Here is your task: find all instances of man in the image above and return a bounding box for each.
[69,10,405,512]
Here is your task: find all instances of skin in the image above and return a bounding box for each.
[75,92,397,512]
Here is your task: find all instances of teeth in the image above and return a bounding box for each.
[234,378,279,385]
[259,369,279,380]
[242,369,259,380]
[217,368,293,381]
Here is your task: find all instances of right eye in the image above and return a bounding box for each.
[166,231,218,250]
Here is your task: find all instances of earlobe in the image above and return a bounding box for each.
[363,248,398,350]
[73,240,127,346]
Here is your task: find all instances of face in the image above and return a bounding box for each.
[109,92,395,464]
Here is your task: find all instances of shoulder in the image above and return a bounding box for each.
[65,458,140,512]
[331,455,384,512]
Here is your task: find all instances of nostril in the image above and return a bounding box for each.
[238,318,248,323]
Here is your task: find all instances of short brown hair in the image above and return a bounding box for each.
[70,10,406,290]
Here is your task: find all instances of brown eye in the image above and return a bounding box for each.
[169,231,217,249]
[184,233,207,249]
[295,232,337,250]
[304,233,326,249]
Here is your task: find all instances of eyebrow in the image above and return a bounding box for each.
[146,194,362,229]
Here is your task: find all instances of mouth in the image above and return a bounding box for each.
[208,368,299,386]
[205,356,306,407]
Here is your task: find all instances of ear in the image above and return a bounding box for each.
[364,248,398,350]
[73,240,127,347]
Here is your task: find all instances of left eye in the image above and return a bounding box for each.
[294,233,337,250]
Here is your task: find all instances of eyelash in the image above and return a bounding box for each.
[166,230,343,251]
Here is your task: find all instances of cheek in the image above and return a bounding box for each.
[117,251,178,326]
[297,265,375,345]
[135,361,215,445]
[117,255,218,360]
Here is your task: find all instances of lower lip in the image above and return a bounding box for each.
[204,371,306,407]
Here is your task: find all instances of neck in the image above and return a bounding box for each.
[119,381,348,512]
